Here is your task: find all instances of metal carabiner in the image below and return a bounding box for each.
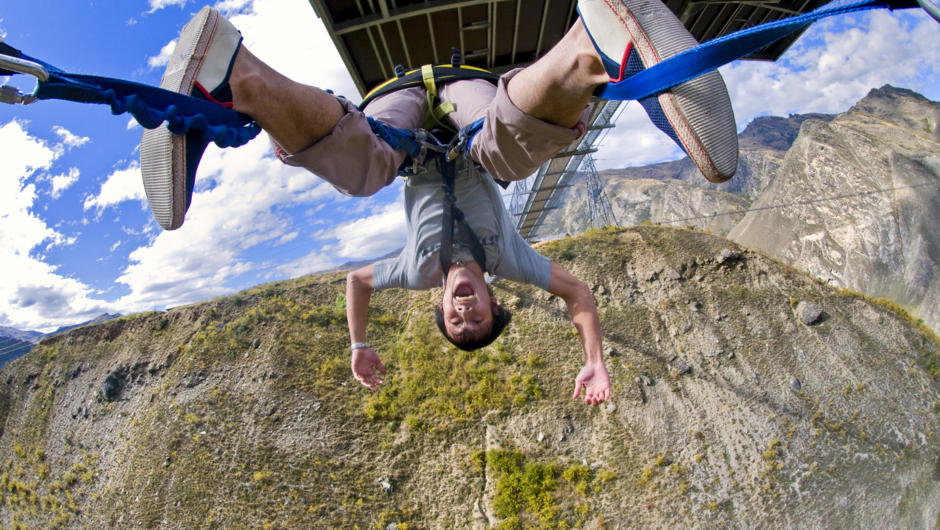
[0,51,49,104]
[446,129,469,162]
[920,0,940,23]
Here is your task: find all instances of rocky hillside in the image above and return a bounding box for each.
[1,227,937,528]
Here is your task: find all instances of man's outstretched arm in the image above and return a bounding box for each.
[547,262,611,405]
[346,265,386,391]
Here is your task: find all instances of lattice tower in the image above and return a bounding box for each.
[582,154,618,229]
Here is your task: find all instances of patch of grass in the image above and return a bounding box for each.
[562,463,591,496]
[0,444,98,528]
[482,449,613,528]
[470,450,486,474]
[539,227,628,265]
[488,449,559,527]
[362,315,541,430]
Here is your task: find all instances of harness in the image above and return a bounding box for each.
[359,48,500,137]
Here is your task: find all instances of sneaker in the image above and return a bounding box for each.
[140,6,242,230]
[579,0,738,183]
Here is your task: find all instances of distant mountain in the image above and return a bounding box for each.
[537,112,831,238]
[0,315,123,369]
[538,175,750,237]
[737,113,834,151]
[46,313,122,338]
[0,326,42,369]
[0,326,43,344]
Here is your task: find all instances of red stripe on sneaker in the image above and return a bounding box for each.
[611,41,634,83]
[195,81,234,108]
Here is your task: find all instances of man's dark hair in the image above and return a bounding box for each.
[434,303,512,351]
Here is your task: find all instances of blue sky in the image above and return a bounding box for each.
[0,0,938,332]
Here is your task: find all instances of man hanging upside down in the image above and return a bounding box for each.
[140,0,738,405]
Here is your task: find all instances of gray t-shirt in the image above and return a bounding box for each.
[373,160,551,291]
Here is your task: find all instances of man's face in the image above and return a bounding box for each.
[441,262,496,339]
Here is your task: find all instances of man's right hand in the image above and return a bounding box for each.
[351,347,386,391]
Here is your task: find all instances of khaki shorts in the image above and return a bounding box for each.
[276,69,587,197]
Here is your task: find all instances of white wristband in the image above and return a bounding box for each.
[350,342,370,351]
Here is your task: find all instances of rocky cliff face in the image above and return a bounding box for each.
[542,87,939,335]
[729,86,940,333]
[1,227,937,528]
[706,113,835,199]
[538,176,749,236]
[537,113,824,237]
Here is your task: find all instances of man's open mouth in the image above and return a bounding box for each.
[454,282,475,301]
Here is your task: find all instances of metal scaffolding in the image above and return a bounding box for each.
[509,98,622,240]
[582,153,618,229]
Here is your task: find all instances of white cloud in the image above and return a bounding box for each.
[723,10,940,127]
[318,199,407,259]
[83,162,147,212]
[50,167,80,199]
[53,126,90,149]
[225,0,360,102]
[148,0,188,13]
[594,101,684,170]
[0,120,115,331]
[277,231,298,245]
[216,0,252,12]
[148,39,176,69]
[274,248,335,279]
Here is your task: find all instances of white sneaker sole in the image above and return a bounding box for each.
[140,7,222,230]
[580,0,738,182]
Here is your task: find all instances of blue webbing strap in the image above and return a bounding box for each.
[463,117,485,155]
[11,50,260,149]
[366,117,425,159]
[600,0,921,101]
